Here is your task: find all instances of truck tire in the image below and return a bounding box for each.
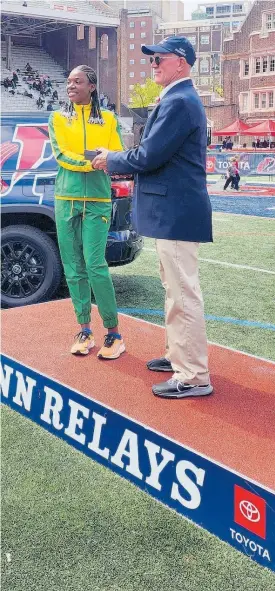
[1,225,63,308]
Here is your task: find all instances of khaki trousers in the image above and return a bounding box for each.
[155,239,210,385]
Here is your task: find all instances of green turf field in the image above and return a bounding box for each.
[110,212,275,360]
[2,212,275,590]
[2,407,275,591]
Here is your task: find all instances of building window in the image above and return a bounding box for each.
[140,71,146,77]
[140,58,146,64]
[130,21,135,28]
[216,5,231,14]
[186,36,196,46]
[253,56,275,74]
[212,53,220,73]
[244,61,249,76]
[129,72,134,78]
[129,44,135,50]
[200,35,210,44]
[266,12,275,30]
[141,21,146,27]
[261,93,267,109]
[200,59,209,73]
[130,33,134,38]
[233,4,243,12]
[206,7,214,15]
[129,59,135,64]
[255,58,261,74]
[141,32,146,38]
[250,90,274,110]
[263,57,268,72]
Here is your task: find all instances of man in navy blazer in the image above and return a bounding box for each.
[93,36,213,399]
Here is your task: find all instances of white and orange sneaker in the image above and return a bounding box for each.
[97,333,125,360]
[71,331,95,355]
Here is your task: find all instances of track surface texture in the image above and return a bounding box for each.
[2,300,275,489]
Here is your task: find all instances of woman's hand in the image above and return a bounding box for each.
[92,148,110,171]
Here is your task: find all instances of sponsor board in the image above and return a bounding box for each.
[206,153,275,176]
[1,354,275,571]
[234,485,266,539]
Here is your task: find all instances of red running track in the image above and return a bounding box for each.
[208,185,275,197]
[2,299,275,490]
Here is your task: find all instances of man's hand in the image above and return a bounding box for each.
[92,148,110,170]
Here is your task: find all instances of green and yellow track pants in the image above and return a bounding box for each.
[55,199,118,328]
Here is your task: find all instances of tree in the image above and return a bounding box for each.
[215,86,224,98]
[129,78,160,108]
[191,9,207,19]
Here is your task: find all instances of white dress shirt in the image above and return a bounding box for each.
[159,77,191,101]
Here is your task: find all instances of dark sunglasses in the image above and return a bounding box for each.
[149,55,176,66]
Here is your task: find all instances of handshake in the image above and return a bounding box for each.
[85,148,109,171]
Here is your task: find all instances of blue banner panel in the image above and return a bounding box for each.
[207,152,275,176]
[1,354,274,571]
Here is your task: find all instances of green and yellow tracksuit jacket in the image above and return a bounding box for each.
[48,103,123,202]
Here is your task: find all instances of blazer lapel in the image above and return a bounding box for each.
[142,108,158,139]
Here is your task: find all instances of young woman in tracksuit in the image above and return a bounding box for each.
[49,65,125,359]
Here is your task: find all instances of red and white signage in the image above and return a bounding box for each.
[234,485,266,539]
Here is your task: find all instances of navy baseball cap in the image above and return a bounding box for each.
[141,35,196,67]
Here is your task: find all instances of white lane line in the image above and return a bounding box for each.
[143,248,275,274]
[199,258,275,275]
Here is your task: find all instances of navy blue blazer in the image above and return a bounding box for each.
[107,80,213,242]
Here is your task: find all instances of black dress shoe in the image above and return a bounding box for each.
[147,357,173,372]
[152,379,213,399]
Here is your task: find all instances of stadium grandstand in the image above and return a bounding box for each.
[1,0,121,113]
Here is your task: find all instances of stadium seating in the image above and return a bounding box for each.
[1,43,67,111]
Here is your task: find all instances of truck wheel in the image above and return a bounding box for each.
[1,225,63,308]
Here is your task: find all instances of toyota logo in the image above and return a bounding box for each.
[239,500,260,522]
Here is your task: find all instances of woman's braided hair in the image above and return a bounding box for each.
[62,65,104,125]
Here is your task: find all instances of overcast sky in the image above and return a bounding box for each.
[183,0,198,19]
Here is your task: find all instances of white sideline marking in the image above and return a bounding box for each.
[199,257,275,275]
[143,248,275,275]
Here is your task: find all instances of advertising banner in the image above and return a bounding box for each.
[207,152,275,176]
[1,354,275,571]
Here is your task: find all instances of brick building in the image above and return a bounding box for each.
[118,8,156,105]
[114,0,184,105]
[204,0,275,131]
[126,9,155,103]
